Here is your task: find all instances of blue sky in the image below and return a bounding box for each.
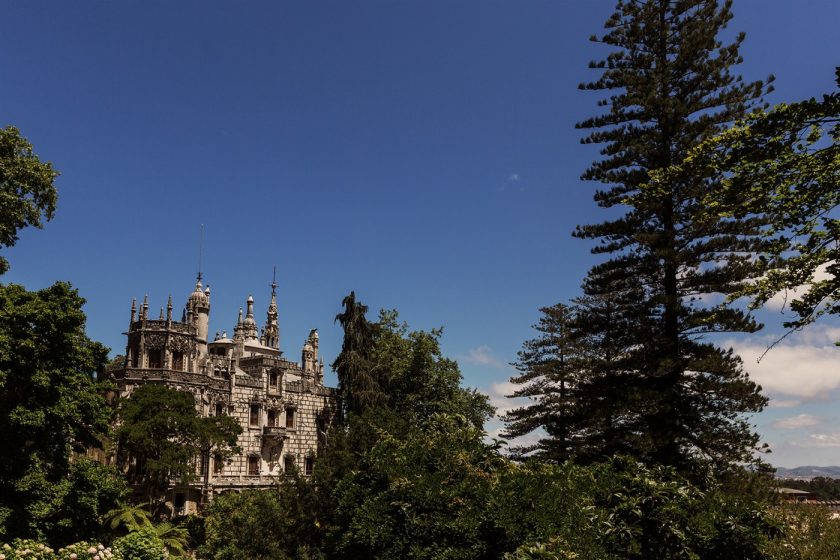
[2,1,839,468]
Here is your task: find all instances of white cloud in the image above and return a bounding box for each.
[769,398,802,409]
[462,345,507,368]
[483,380,523,416]
[508,173,520,182]
[772,414,821,429]
[797,433,840,448]
[728,326,840,399]
[763,263,834,312]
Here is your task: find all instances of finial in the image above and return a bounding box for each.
[238,307,243,324]
[166,295,173,321]
[159,307,164,320]
[271,266,278,295]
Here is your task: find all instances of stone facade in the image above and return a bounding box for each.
[111,275,337,515]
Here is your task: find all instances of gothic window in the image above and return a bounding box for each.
[250,404,260,426]
[269,372,277,388]
[215,402,224,417]
[248,456,259,476]
[147,348,162,369]
[213,454,223,474]
[284,455,295,473]
[285,408,295,429]
[267,409,277,427]
[305,456,314,476]
[172,351,184,370]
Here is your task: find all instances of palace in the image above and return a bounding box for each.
[111,275,337,515]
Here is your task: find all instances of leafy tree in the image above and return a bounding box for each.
[327,413,505,560]
[114,384,241,508]
[200,476,324,560]
[764,503,840,560]
[0,126,59,275]
[0,282,113,542]
[677,68,840,334]
[374,310,493,432]
[575,0,772,474]
[112,527,167,560]
[47,459,127,547]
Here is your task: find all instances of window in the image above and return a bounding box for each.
[285,408,295,429]
[213,453,223,474]
[267,409,276,427]
[284,455,295,473]
[148,348,162,369]
[269,372,277,388]
[305,456,314,476]
[248,456,259,476]
[250,404,260,426]
[172,350,184,370]
[215,402,224,417]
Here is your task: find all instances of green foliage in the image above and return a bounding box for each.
[199,482,323,560]
[1,540,56,559]
[115,384,241,506]
[111,528,165,560]
[574,0,772,475]
[764,504,840,560]
[0,126,58,275]
[0,282,114,542]
[503,304,590,462]
[374,310,493,432]
[503,538,581,560]
[328,413,504,559]
[48,460,128,547]
[681,69,840,333]
[102,504,152,536]
[332,291,383,419]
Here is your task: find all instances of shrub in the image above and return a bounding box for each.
[112,529,166,560]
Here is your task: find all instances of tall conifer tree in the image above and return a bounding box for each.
[576,0,772,473]
[503,303,586,462]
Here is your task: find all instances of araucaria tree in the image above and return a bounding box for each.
[575,0,771,473]
[503,303,587,462]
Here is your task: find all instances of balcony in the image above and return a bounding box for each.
[262,426,287,441]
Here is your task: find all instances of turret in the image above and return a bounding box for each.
[187,275,210,359]
[302,329,319,376]
[242,295,259,341]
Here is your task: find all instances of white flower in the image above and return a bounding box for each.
[88,547,97,554]
[70,554,77,560]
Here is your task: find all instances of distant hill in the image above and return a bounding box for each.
[774,466,840,480]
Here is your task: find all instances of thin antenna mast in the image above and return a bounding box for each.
[197,224,204,282]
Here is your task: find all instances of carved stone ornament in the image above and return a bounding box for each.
[169,335,194,353]
[145,333,166,349]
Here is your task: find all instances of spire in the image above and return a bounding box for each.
[159,307,164,320]
[142,294,149,320]
[130,298,137,323]
[263,272,280,349]
[233,307,245,341]
[166,295,173,321]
